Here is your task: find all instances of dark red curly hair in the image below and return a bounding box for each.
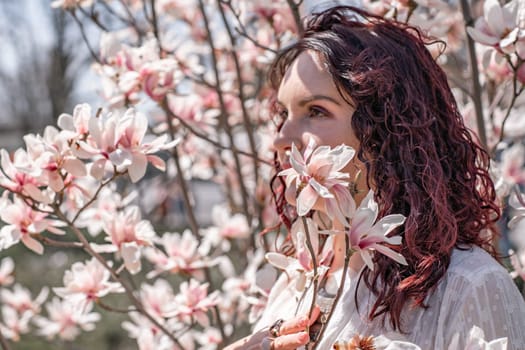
[268,6,501,331]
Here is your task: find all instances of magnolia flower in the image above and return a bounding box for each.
[1,284,48,315]
[499,143,525,186]
[266,218,331,291]
[467,0,525,57]
[140,58,181,101]
[174,279,220,327]
[346,190,407,271]
[0,196,65,254]
[75,108,179,182]
[139,279,178,318]
[57,103,93,140]
[53,258,124,303]
[122,312,191,350]
[0,306,32,342]
[23,126,87,192]
[279,139,356,224]
[96,206,157,274]
[33,297,101,341]
[145,230,215,279]
[0,149,53,204]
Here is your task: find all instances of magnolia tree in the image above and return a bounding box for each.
[0,0,524,349]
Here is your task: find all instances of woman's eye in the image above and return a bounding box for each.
[308,106,328,118]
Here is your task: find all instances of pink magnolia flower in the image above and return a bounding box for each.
[0,149,53,204]
[279,139,356,225]
[57,103,93,140]
[266,218,332,291]
[500,143,525,186]
[0,306,32,342]
[467,0,525,57]
[139,279,178,319]
[346,190,407,271]
[140,59,181,101]
[33,297,101,341]
[97,206,157,274]
[0,196,65,254]
[122,312,191,350]
[76,108,179,182]
[53,257,124,303]
[1,284,48,315]
[23,126,87,192]
[144,230,216,279]
[174,279,220,327]
[0,257,14,286]
[75,183,137,236]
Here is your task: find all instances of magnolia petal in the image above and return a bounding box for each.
[296,185,318,216]
[330,145,355,171]
[22,235,44,255]
[121,242,141,274]
[290,144,306,173]
[309,178,334,199]
[128,153,148,183]
[48,171,65,192]
[57,114,75,131]
[509,190,525,208]
[368,214,406,238]
[63,158,87,177]
[109,149,133,167]
[303,138,317,161]
[90,158,107,180]
[374,244,408,266]
[325,198,349,227]
[484,0,506,35]
[360,249,375,271]
[265,252,291,270]
[147,155,166,171]
[466,26,500,46]
[332,184,356,217]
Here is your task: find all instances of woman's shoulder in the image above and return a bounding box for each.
[446,245,509,282]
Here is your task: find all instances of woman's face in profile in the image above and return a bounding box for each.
[273,50,364,184]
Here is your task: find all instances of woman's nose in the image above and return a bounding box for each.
[273,119,303,156]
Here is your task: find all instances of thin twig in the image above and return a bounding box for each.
[312,234,351,350]
[69,10,102,64]
[32,235,83,248]
[459,0,487,149]
[302,217,319,321]
[286,0,304,36]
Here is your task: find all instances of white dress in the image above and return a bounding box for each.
[254,246,525,350]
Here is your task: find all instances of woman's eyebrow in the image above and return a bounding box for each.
[298,95,341,106]
[277,95,341,107]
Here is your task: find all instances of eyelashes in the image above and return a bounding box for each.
[276,105,330,120]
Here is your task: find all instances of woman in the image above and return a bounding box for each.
[226,6,525,350]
